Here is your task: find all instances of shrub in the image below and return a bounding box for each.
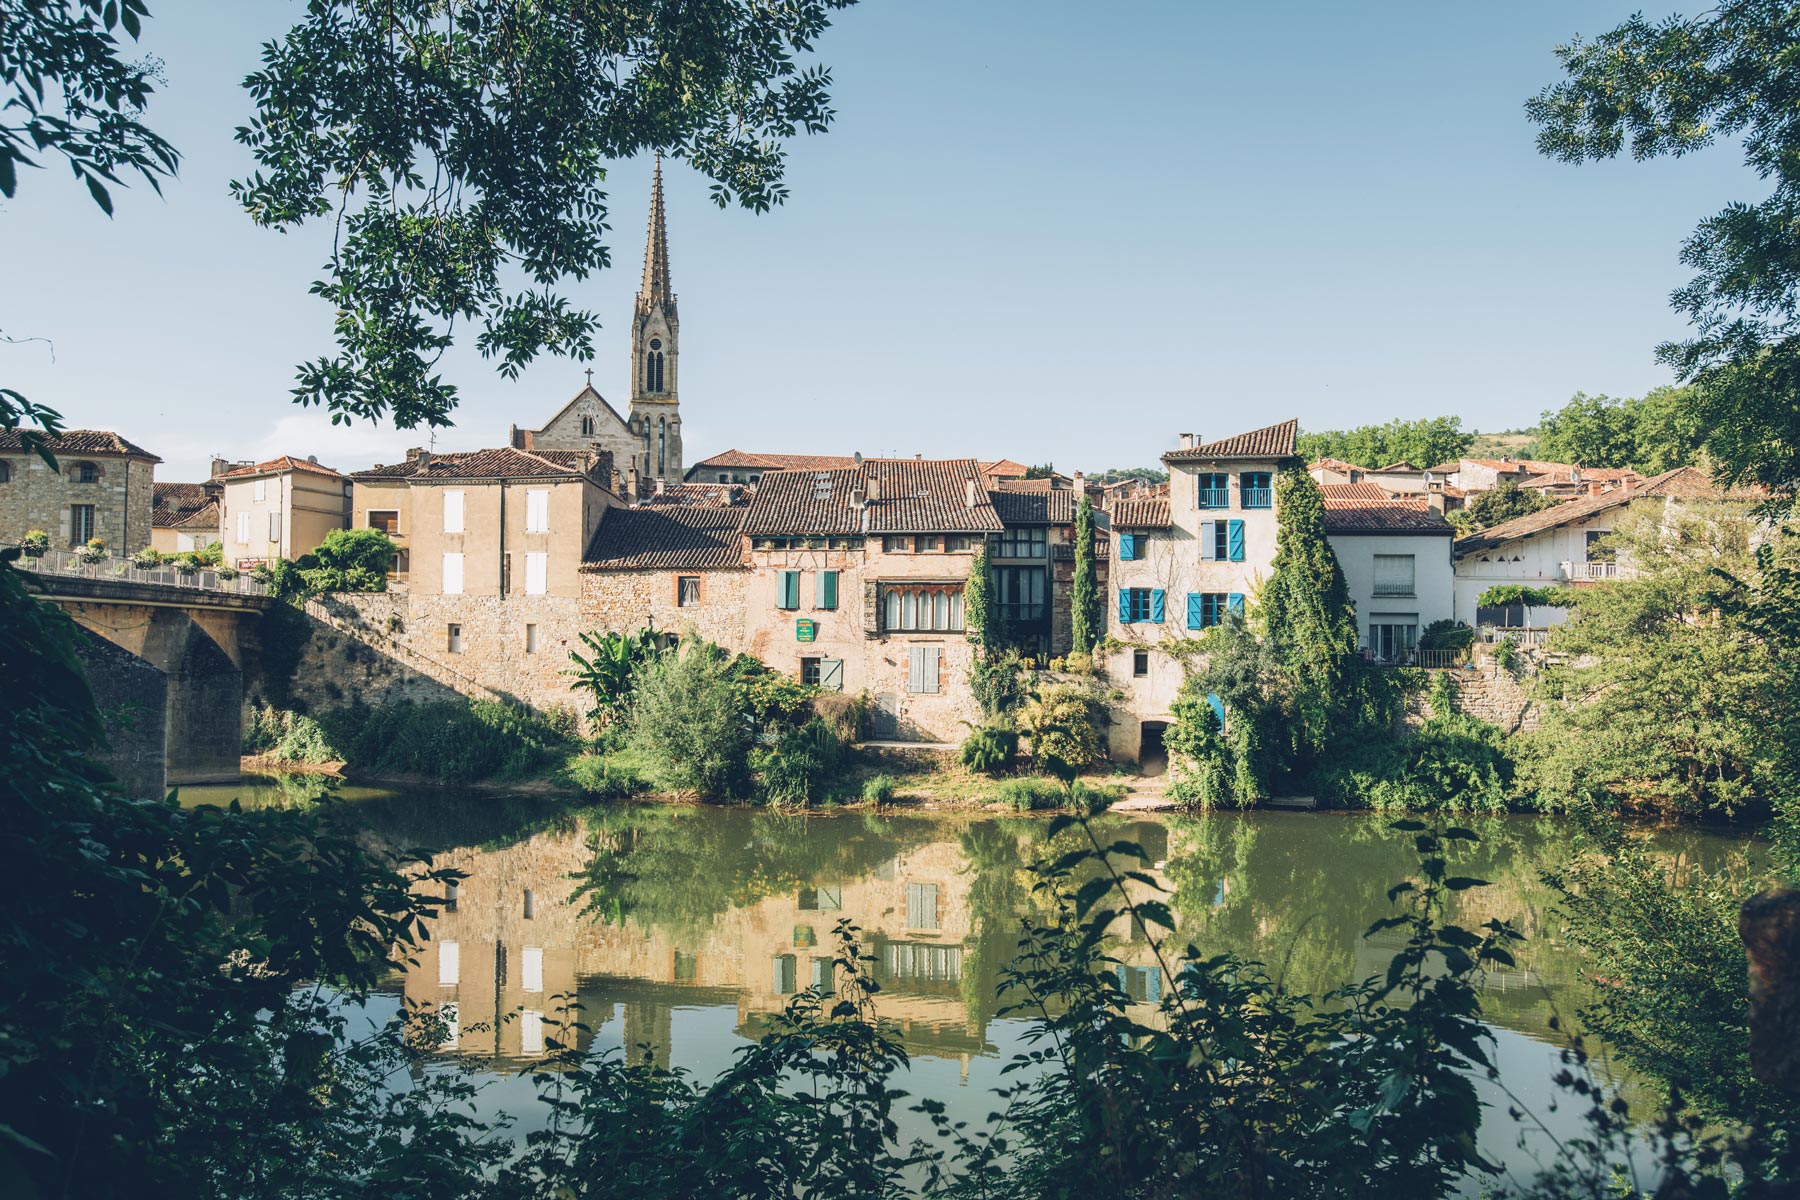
[567,628,663,720]
[560,753,648,800]
[960,725,1018,774]
[1493,636,1520,674]
[1018,682,1107,775]
[19,529,48,557]
[997,776,1065,811]
[730,653,817,736]
[1419,619,1473,655]
[755,717,846,807]
[253,558,311,601]
[970,648,1030,719]
[315,699,574,782]
[861,773,898,804]
[130,548,163,569]
[190,540,224,567]
[625,642,752,798]
[1315,713,1515,813]
[242,705,345,763]
[811,690,869,742]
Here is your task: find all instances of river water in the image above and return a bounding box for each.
[184,777,1759,1191]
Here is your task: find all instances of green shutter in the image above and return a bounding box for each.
[817,570,838,609]
[780,570,800,609]
[1119,532,1136,561]
[1228,520,1245,562]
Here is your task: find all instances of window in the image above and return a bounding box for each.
[438,1002,460,1049]
[1372,554,1416,597]
[1196,472,1229,509]
[947,535,972,552]
[444,880,459,912]
[525,489,549,532]
[646,348,666,393]
[904,882,940,930]
[801,657,822,686]
[1199,519,1244,562]
[810,957,835,995]
[525,624,540,653]
[523,890,536,920]
[1118,587,1163,624]
[522,945,543,992]
[674,951,698,982]
[524,551,548,595]
[367,510,399,535]
[1133,649,1149,677]
[995,566,1046,623]
[777,570,801,610]
[916,534,941,552]
[1241,472,1273,509]
[1118,532,1139,560]
[883,942,961,984]
[883,535,910,553]
[995,526,1047,558]
[678,575,701,606]
[907,646,941,694]
[268,511,281,542]
[0,460,10,483]
[1185,592,1242,629]
[883,586,965,632]
[442,552,464,594]
[69,504,96,545]
[237,512,250,543]
[253,476,266,501]
[1118,965,1163,1004]
[658,416,667,476]
[1585,529,1615,563]
[1368,617,1419,662]
[580,415,595,436]
[815,570,838,609]
[438,942,460,986]
[447,623,463,653]
[443,490,465,533]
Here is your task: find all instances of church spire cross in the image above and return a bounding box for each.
[637,152,673,314]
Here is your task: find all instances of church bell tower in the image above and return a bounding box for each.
[629,154,681,482]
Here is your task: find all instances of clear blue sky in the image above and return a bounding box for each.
[0,1,1756,481]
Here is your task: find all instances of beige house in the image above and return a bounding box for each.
[215,455,350,568]
[348,456,424,578]
[1105,420,1297,764]
[0,429,159,553]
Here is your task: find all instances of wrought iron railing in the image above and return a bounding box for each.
[8,545,272,596]
[1358,647,1470,669]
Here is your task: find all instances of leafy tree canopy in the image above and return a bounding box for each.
[1091,466,1168,485]
[1449,481,1555,534]
[1297,416,1474,471]
[1535,386,1705,474]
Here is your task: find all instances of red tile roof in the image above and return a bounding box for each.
[1111,496,1172,528]
[0,428,160,461]
[1372,460,1424,473]
[639,482,752,508]
[152,482,212,526]
[171,499,220,531]
[583,504,747,571]
[989,487,1078,525]
[350,447,611,484]
[1163,419,1299,464]
[1322,499,1453,535]
[1309,456,1363,474]
[979,458,1031,478]
[741,460,1003,536]
[1319,481,1393,502]
[691,449,857,472]
[1453,466,1737,555]
[220,454,343,479]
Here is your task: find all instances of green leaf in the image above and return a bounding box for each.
[84,174,113,216]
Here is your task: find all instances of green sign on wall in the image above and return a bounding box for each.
[795,618,817,643]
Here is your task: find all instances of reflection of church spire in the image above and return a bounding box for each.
[636,153,674,319]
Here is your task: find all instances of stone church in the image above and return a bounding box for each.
[509,157,684,486]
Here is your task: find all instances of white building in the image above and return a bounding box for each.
[1322,499,1456,661]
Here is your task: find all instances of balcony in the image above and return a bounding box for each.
[1358,647,1470,669]
[1196,488,1230,509]
[1240,487,1273,509]
[1563,560,1634,582]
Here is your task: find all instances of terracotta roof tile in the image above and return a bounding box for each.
[0,428,160,461]
[583,504,747,571]
[1322,499,1454,535]
[989,488,1078,525]
[1452,466,1734,555]
[152,482,212,526]
[1372,460,1424,473]
[979,458,1031,477]
[692,449,857,472]
[1319,481,1393,502]
[1309,456,1363,474]
[171,499,220,531]
[220,454,344,479]
[741,460,1003,536]
[640,482,752,507]
[410,447,598,482]
[1163,419,1299,464]
[1112,496,1172,528]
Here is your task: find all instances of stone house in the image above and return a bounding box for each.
[683,449,856,486]
[215,455,350,568]
[1320,499,1456,661]
[1103,420,1296,764]
[579,500,751,646]
[150,482,220,553]
[0,429,159,552]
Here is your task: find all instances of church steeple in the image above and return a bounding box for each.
[629,153,681,481]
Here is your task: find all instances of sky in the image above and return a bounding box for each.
[1,1,1759,482]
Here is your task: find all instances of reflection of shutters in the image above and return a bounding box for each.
[520,1009,544,1055]
[817,886,842,911]
[1228,520,1245,562]
[773,954,797,995]
[522,946,544,993]
[438,941,460,986]
[810,957,834,993]
[1200,520,1217,560]
[820,658,844,692]
[1150,589,1165,624]
[905,882,940,930]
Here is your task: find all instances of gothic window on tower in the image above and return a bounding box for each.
[646,338,665,393]
[580,415,595,436]
[658,417,667,476]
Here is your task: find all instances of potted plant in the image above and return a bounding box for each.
[130,548,164,570]
[20,530,48,558]
[73,538,108,566]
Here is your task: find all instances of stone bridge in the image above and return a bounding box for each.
[26,570,274,797]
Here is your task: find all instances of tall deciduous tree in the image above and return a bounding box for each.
[1536,386,1705,474]
[1530,5,1800,506]
[1296,416,1474,470]
[1070,494,1100,655]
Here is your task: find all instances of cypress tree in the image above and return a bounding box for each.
[1070,495,1100,654]
[1262,465,1358,675]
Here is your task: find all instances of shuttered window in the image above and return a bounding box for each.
[810,957,835,994]
[442,552,464,595]
[438,942,460,986]
[1121,588,1155,623]
[1118,533,1138,561]
[820,658,845,692]
[1188,593,1226,628]
[1373,554,1415,597]
[443,490,465,533]
[816,570,839,609]
[524,551,548,595]
[905,882,940,930]
[907,646,940,694]
[522,946,544,993]
[778,570,801,609]
[1228,519,1245,562]
[520,1009,545,1056]
[525,489,549,532]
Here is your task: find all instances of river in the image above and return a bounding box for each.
[183,777,1760,1192]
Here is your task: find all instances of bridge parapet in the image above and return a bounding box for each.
[11,545,272,603]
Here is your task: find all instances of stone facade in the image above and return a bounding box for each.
[0,431,157,552]
[578,566,752,647]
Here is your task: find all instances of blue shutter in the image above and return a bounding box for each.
[1150,589,1165,624]
[1186,593,1203,630]
[1228,592,1244,617]
[1119,533,1136,561]
[1228,520,1245,562]
[1206,692,1225,729]
[1118,588,1132,624]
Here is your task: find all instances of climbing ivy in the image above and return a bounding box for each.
[1070,495,1101,655]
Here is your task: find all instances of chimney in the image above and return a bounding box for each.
[406,447,427,463]
[209,456,230,478]
[415,450,432,470]
[654,478,666,496]
[627,461,640,501]
[1072,470,1085,493]
[965,478,979,508]
[867,476,882,503]
[1178,432,1194,449]
[1426,492,1445,515]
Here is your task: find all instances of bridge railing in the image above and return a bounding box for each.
[7,545,272,597]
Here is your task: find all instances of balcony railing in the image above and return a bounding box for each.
[1240,487,1273,509]
[1359,647,1470,669]
[1196,488,1230,509]
[7,545,272,596]
[1563,560,1634,582]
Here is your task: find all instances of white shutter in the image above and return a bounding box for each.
[254,478,266,502]
[925,646,941,694]
[525,489,549,532]
[237,512,250,543]
[525,552,548,595]
[443,489,465,533]
[522,946,544,993]
[442,552,464,595]
[1200,520,1217,561]
[268,511,281,542]
[438,1002,459,1049]
[907,648,924,693]
[520,1009,544,1055]
[437,941,460,986]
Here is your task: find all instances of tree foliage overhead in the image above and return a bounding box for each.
[1530,5,1800,506]
[1296,416,1474,471]
[234,0,856,430]
[1535,387,1705,474]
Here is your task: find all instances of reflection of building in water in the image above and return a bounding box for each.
[396,827,1000,1071]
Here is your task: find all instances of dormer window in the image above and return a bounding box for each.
[72,461,99,484]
